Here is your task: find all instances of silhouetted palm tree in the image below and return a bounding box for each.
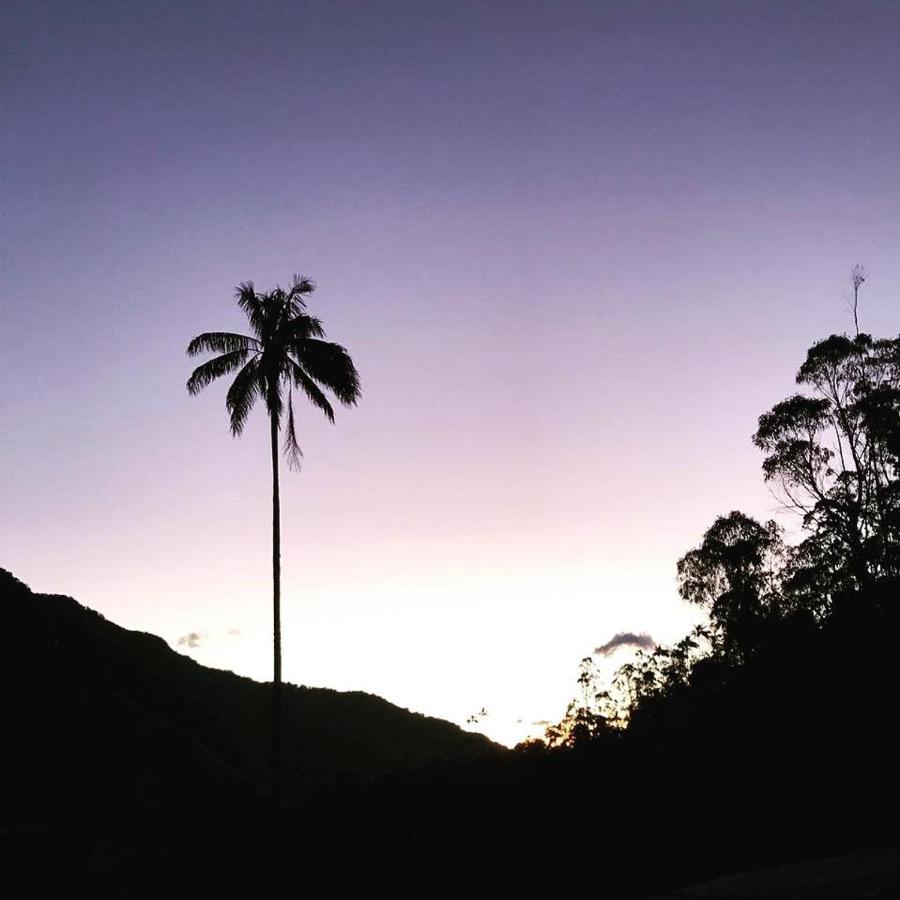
[186,276,360,798]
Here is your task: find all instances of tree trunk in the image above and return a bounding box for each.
[270,411,283,802]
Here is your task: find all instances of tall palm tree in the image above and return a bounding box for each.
[186,275,360,798]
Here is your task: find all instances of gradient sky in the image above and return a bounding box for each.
[2,0,899,745]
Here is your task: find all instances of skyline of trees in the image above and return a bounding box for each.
[537,317,900,749]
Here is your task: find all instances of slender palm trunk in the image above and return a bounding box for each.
[270,412,283,801]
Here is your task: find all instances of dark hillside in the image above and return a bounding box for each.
[0,566,500,820]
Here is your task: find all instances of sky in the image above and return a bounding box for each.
[2,0,899,746]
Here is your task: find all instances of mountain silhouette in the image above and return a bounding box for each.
[0,566,500,819]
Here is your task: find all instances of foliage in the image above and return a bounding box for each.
[543,328,900,747]
[677,512,785,659]
[187,276,360,467]
[543,657,619,747]
[753,333,900,599]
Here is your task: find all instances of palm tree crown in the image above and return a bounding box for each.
[186,275,361,463]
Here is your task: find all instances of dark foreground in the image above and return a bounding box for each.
[3,563,900,898]
[3,758,900,899]
[649,848,900,899]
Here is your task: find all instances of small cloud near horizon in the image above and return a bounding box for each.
[594,631,656,657]
[177,631,206,649]
[177,628,241,649]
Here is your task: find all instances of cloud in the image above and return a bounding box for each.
[593,631,656,657]
[176,628,240,649]
[531,719,552,728]
[177,631,206,649]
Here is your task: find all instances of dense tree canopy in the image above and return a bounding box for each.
[540,329,900,748]
[753,333,900,601]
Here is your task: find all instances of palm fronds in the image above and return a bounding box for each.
[283,313,326,341]
[283,391,304,470]
[288,359,336,422]
[186,332,258,357]
[186,349,253,396]
[235,282,268,337]
[291,339,361,406]
[225,358,262,436]
[187,276,360,457]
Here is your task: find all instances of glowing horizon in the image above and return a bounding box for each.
[3,0,900,747]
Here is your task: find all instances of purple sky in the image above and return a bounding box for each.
[3,1,899,744]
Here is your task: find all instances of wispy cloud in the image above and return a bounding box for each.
[177,627,241,649]
[593,631,655,657]
[177,631,206,649]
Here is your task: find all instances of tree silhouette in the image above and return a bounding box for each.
[753,333,900,601]
[542,316,900,755]
[186,275,360,798]
[677,511,786,660]
[848,264,866,337]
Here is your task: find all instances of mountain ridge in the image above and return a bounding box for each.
[0,566,502,816]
